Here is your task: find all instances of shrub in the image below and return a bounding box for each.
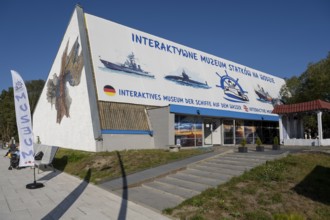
[256,137,262,146]
[240,138,247,147]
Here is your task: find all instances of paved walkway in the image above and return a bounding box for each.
[1,145,329,219]
[0,148,170,220]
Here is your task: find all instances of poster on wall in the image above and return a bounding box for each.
[86,13,285,116]
[175,116,202,147]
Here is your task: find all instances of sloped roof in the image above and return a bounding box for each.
[272,99,330,114]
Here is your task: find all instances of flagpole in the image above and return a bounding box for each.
[26,144,44,189]
[26,166,44,189]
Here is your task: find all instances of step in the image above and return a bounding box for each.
[208,158,262,166]
[143,181,200,199]
[224,153,280,160]
[197,161,253,171]
[169,173,222,187]
[182,168,233,182]
[120,186,184,211]
[218,155,269,163]
[158,176,210,192]
[189,164,244,176]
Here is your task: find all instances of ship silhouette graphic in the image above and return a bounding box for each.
[100,53,155,78]
[165,69,211,89]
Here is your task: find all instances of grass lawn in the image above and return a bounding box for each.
[52,148,207,184]
[164,152,330,220]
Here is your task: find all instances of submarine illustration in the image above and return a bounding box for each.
[164,69,211,89]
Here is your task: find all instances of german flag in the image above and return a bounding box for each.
[104,85,116,96]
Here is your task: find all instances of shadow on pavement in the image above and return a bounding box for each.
[38,169,62,182]
[116,151,128,220]
[42,168,91,219]
[37,155,68,182]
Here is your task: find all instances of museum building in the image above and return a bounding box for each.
[32,6,285,152]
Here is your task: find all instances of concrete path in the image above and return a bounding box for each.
[0,148,170,220]
[2,145,327,219]
[102,147,289,212]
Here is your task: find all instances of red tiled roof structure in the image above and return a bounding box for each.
[272,99,330,114]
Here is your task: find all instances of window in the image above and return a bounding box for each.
[175,115,202,147]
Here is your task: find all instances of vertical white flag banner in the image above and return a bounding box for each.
[11,70,35,167]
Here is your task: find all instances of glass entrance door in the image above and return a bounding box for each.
[223,119,234,144]
[204,119,213,145]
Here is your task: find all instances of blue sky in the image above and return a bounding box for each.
[1,0,329,92]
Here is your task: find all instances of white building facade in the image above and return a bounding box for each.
[33,6,285,152]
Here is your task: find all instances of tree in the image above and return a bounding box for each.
[0,79,45,143]
[297,53,330,102]
[280,76,300,104]
[279,52,330,137]
[280,52,330,103]
[26,79,45,114]
[0,88,16,142]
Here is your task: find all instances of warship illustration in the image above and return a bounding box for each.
[255,85,272,102]
[165,70,211,89]
[100,53,155,78]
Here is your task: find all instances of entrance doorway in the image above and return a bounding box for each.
[204,119,213,145]
[203,119,221,146]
